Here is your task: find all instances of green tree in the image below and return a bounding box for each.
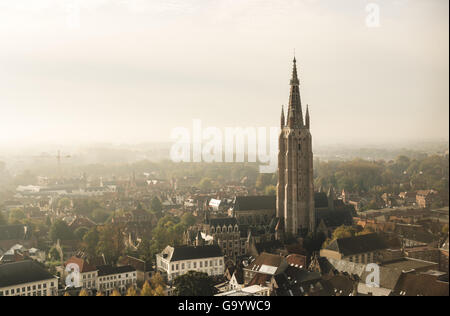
[83,227,99,258]
[96,224,125,263]
[173,271,216,296]
[74,226,89,240]
[181,213,196,227]
[150,196,163,215]
[198,178,213,191]
[49,220,74,242]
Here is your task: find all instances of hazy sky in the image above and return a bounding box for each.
[0,0,448,147]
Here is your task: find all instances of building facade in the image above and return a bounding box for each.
[97,265,137,296]
[156,245,225,282]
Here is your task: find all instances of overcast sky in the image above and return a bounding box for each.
[0,0,448,147]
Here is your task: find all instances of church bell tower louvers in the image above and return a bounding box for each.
[276,58,315,236]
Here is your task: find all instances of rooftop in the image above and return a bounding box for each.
[0,260,56,288]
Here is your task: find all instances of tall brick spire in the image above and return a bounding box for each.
[277,57,315,237]
[286,57,303,128]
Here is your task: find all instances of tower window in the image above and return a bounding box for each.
[298,144,301,151]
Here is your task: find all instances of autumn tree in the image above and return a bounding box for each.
[96,224,125,263]
[140,281,153,296]
[79,289,89,296]
[126,287,138,296]
[110,289,121,296]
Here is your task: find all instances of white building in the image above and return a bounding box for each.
[0,260,58,296]
[97,265,137,296]
[156,245,224,282]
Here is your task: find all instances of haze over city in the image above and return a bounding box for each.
[0,0,448,147]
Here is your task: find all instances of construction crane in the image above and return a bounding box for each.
[33,150,72,177]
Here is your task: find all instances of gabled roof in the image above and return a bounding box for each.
[326,233,388,257]
[248,273,272,286]
[246,252,285,274]
[0,260,55,288]
[65,256,97,273]
[232,267,244,285]
[395,225,436,244]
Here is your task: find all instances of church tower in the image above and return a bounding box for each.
[276,58,315,236]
